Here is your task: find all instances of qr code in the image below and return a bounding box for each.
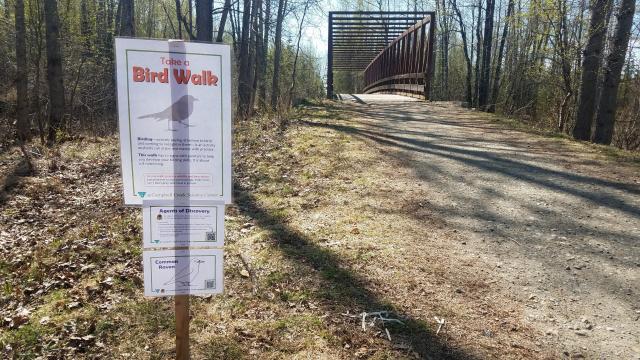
[204,279,216,289]
[206,231,216,241]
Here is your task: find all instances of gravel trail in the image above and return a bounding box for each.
[331,94,640,358]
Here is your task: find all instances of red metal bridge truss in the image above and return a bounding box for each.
[327,11,436,99]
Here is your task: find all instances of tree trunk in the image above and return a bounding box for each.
[15,0,29,141]
[478,0,495,110]
[451,0,473,106]
[44,0,65,145]
[573,0,613,140]
[216,0,231,42]
[80,0,92,54]
[28,0,45,144]
[556,0,573,132]
[161,2,177,37]
[487,0,514,113]
[188,0,193,34]
[228,2,238,52]
[146,0,154,37]
[270,0,286,110]
[440,0,450,99]
[116,0,123,35]
[473,0,483,107]
[237,0,253,118]
[287,0,309,107]
[247,0,262,109]
[119,0,135,36]
[175,0,182,38]
[96,0,108,52]
[107,0,115,36]
[255,0,265,105]
[196,0,212,41]
[593,0,636,144]
[4,0,10,19]
[258,0,271,103]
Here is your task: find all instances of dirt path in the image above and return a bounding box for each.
[302,94,639,358]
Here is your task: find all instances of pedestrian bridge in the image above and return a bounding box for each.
[335,93,421,104]
[327,11,435,100]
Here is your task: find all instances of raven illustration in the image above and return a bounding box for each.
[138,95,198,130]
[163,258,205,287]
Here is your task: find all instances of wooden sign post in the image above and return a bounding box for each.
[175,295,190,359]
[114,38,232,359]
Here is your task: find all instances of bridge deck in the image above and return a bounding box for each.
[336,93,421,103]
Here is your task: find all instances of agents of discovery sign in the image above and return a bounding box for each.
[142,200,225,249]
[115,38,232,205]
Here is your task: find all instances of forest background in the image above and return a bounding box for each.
[0,0,638,149]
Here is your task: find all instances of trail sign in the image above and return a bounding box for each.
[116,38,232,360]
[115,38,232,205]
[142,201,225,249]
[143,248,224,296]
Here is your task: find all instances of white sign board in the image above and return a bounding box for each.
[115,38,232,205]
[142,202,225,249]
[143,248,224,296]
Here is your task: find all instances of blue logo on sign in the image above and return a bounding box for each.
[138,192,146,198]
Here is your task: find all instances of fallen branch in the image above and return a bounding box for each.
[434,316,446,335]
[237,253,257,295]
[360,311,406,341]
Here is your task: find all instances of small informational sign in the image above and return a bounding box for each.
[143,248,224,296]
[115,38,232,205]
[142,201,224,249]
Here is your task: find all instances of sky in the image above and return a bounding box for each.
[300,0,335,76]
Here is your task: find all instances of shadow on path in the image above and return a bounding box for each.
[234,182,478,360]
[349,94,368,105]
[301,120,640,218]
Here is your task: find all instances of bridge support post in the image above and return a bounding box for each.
[424,15,436,100]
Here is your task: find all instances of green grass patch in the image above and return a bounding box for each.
[0,324,45,357]
[278,289,311,303]
[265,270,288,287]
[95,319,116,335]
[273,314,323,332]
[200,336,247,360]
[120,299,174,334]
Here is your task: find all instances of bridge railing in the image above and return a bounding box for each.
[362,14,435,99]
